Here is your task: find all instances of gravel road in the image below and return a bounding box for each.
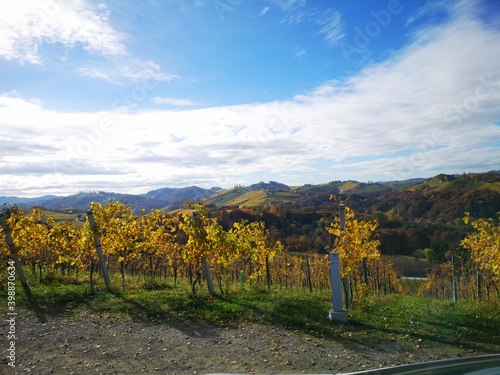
[1,308,485,375]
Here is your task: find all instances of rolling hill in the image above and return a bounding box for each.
[2,171,498,217]
[23,191,169,214]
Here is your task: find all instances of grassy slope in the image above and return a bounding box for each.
[44,211,83,222]
[41,211,84,228]
[206,188,302,208]
[479,182,500,192]
[205,187,250,206]
[420,179,485,192]
[338,181,359,191]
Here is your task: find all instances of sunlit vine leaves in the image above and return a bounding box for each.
[462,214,500,281]
[326,205,381,277]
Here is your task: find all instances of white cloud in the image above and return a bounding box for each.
[152,97,198,107]
[260,6,271,16]
[79,60,180,84]
[0,0,126,64]
[316,10,345,46]
[0,1,177,84]
[266,0,306,12]
[276,4,345,47]
[293,48,307,59]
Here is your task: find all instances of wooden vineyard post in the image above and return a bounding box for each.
[305,255,312,293]
[363,258,369,285]
[202,255,215,296]
[265,254,272,291]
[476,269,482,301]
[87,210,114,293]
[0,213,29,289]
[451,254,458,302]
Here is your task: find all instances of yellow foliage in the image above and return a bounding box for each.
[461,215,500,281]
[326,206,381,277]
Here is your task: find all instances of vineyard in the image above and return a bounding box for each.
[418,214,500,301]
[1,201,499,303]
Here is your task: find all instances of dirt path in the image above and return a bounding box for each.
[1,309,485,375]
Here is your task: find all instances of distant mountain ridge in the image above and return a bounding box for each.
[0,186,224,214]
[248,181,291,192]
[0,195,60,205]
[2,171,499,214]
[144,186,221,208]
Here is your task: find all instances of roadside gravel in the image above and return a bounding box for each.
[1,308,485,375]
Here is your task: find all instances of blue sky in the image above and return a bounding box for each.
[1,0,499,197]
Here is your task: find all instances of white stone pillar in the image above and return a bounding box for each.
[328,252,348,322]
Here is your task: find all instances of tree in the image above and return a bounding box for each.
[11,208,55,282]
[423,247,436,262]
[462,214,500,281]
[230,220,282,283]
[49,221,82,274]
[326,206,381,277]
[135,208,178,279]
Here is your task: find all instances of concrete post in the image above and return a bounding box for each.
[339,203,351,309]
[328,252,348,322]
[339,204,346,230]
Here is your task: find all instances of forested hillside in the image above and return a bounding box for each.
[207,172,500,260]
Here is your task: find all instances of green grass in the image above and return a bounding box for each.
[43,211,77,221]
[422,179,486,192]
[350,295,500,350]
[3,276,500,352]
[42,210,85,228]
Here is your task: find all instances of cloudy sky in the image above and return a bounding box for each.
[1,0,499,197]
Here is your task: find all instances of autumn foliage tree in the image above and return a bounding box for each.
[9,208,56,282]
[49,220,81,274]
[135,208,178,279]
[326,205,381,277]
[418,214,500,301]
[462,214,500,282]
[178,204,283,295]
[178,204,215,295]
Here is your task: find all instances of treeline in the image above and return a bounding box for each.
[211,206,470,261]
[209,183,499,261]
